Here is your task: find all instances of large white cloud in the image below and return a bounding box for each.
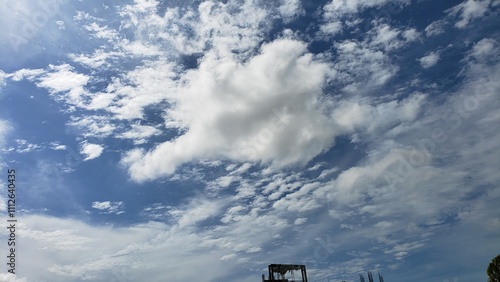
[122,38,337,181]
[121,35,428,182]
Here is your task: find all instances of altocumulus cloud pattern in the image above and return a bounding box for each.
[0,0,499,281]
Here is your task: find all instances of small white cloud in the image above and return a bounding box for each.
[80,142,104,161]
[84,22,119,41]
[308,163,324,171]
[10,64,91,109]
[372,24,401,48]
[6,68,45,82]
[294,218,308,225]
[232,163,252,175]
[447,0,491,29]
[50,142,67,151]
[403,28,420,42]
[220,253,237,261]
[320,21,343,35]
[69,49,122,69]
[425,20,447,37]
[374,221,393,229]
[278,0,304,22]
[92,201,112,210]
[368,23,419,51]
[246,246,262,253]
[15,139,41,153]
[69,116,117,138]
[469,38,497,60]
[419,52,440,68]
[36,64,89,95]
[118,124,161,145]
[215,175,236,188]
[91,201,125,214]
[317,167,338,179]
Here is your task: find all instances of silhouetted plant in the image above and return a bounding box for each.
[487,255,500,282]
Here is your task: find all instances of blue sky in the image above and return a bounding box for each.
[0,0,499,281]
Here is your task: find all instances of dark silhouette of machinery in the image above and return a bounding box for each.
[360,271,384,282]
[262,264,308,282]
